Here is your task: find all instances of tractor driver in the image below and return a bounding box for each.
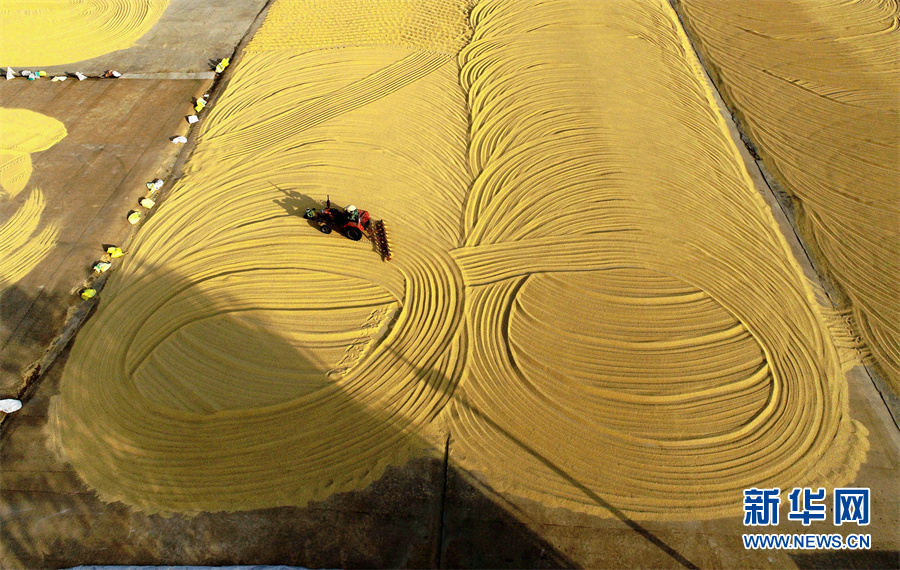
[346,204,359,222]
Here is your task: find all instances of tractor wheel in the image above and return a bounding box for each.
[318,223,332,234]
[346,227,363,241]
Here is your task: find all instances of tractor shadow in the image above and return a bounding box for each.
[270,183,317,218]
[269,184,329,234]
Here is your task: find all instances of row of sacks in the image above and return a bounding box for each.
[6,57,233,416]
[128,61,224,236]
[84,173,170,296]
[4,55,228,82]
[5,67,122,81]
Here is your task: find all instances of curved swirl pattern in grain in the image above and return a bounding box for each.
[0,0,169,66]
[678,0,900,392]
[448,0,867,518]
[54,3,473,512]
[53,0,867,519]
[0,108,66,290]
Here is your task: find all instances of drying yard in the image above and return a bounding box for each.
[1,0,897,568]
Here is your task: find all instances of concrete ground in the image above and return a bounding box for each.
[0,77,210,397]
[1,0,898,568]
[1,355,897,568]
[6,0,269,77]
[1,356,572,568]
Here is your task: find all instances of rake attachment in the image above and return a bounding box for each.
[372,219,392,261]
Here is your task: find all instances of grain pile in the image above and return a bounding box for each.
[0,108,65,289]
[53,0,867,518]
[678,0,900,392]
[0,0,169,66]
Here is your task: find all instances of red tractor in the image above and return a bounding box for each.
[304,197,370,241]
[304,197,392,260]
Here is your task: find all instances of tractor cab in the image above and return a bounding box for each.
[304,197,370,241]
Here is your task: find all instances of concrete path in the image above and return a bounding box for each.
[4,0,269,77]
